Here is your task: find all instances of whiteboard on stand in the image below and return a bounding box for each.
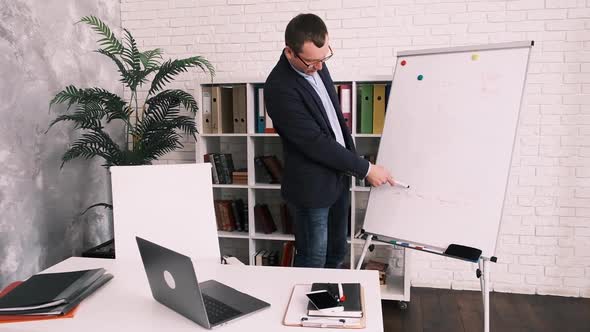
[362,41,533,259]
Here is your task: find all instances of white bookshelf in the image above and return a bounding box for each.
[195,79,410,302]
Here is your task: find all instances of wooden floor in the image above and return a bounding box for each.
[382,287,590,332]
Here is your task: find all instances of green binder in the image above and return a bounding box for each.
[357,84,373,134]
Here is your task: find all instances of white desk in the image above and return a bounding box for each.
[3,257,383,331]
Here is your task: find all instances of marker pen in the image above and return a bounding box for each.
[394,180,410,189]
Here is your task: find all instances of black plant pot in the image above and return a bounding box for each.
[82,239,115,259]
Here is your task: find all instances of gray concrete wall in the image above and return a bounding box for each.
[0,0,121,288]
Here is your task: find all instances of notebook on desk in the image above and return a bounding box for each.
[283,284,366,329]
[0,282,80,324]
[0,268,112,316]
[307,283,363,318]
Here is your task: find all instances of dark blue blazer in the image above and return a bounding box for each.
[264,52,370,208]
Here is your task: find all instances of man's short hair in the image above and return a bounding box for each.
[285,13,328,54]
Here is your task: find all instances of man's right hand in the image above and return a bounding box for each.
[366,164,395,187]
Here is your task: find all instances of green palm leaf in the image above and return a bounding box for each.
[146,89,199,113]
[47,103,104,132]
[50,85,85,110]
[148,56,215,96]
[139,49,163,69]
[96,49,134,86]
[61,130,121,168]
[122,29,141,72]
[136,131,183,162]
[79,16,124,54]
[169,115,198,138]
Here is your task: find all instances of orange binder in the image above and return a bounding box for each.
[372,84,386,134]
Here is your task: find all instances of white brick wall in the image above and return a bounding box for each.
[122,0,590,298]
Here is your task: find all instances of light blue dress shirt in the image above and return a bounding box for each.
[290,64,345,147]
[290,63,371,179]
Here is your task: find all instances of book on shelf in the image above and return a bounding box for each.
[254,156,274,183]
[254,249,266,266]
[214,199,247,232]
[219,86,234,133]
[261,156,282,183]
[252,86,276,134]
[255,87,266,133]
[203,85,247,134]
[338,84,352,132]
[253,249,281,266]
[357,84,373,134]
[254,204,277,234]
[372,84,386,134]
[232,169,248,185]
[0,269,113,316]
[232,85,247,133]
[280,242,295,267]
[230,199,247,232]
[355,83,391,134]
[307,283,363,318]
[202,86,213,134]
[204,153,236,184]
[255,155,283,184]
[204,153,219,184]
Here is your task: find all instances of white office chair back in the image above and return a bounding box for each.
[111,163,220,265]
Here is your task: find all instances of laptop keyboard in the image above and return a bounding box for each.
[202,294,242,325]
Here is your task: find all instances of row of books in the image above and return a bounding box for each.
[214,199,248,232]
[202,85,247,134]
[202,83,389,135]
[204,153,247,185]
[357,83,391,135]
[254,242,295,267]
[255,155,283,184]
[215,201,294,235]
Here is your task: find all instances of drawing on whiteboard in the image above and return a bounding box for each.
[385,186,476,208]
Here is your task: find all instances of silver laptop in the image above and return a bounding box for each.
[136,236,270,329]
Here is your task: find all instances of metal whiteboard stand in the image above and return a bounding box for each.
[356,233,497,332]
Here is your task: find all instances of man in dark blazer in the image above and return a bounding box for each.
[264,13,395,268]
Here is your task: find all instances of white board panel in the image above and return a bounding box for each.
[363,42,532,258]
[111,163,220,266]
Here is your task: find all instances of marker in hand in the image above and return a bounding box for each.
[394,180,410,189]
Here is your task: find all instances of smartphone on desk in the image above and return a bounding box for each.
[306,290,343,312]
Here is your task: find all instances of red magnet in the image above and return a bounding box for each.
[401,60,407,66]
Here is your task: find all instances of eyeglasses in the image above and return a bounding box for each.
[295,46,334,69]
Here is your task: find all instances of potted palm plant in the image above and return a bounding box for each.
[48,16,214,258]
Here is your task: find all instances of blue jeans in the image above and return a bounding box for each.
[288,187,349,268]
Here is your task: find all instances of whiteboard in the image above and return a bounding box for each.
[111,163,220,265]
[363,42,533,258]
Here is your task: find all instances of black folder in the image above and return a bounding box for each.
[0,268,111,315]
